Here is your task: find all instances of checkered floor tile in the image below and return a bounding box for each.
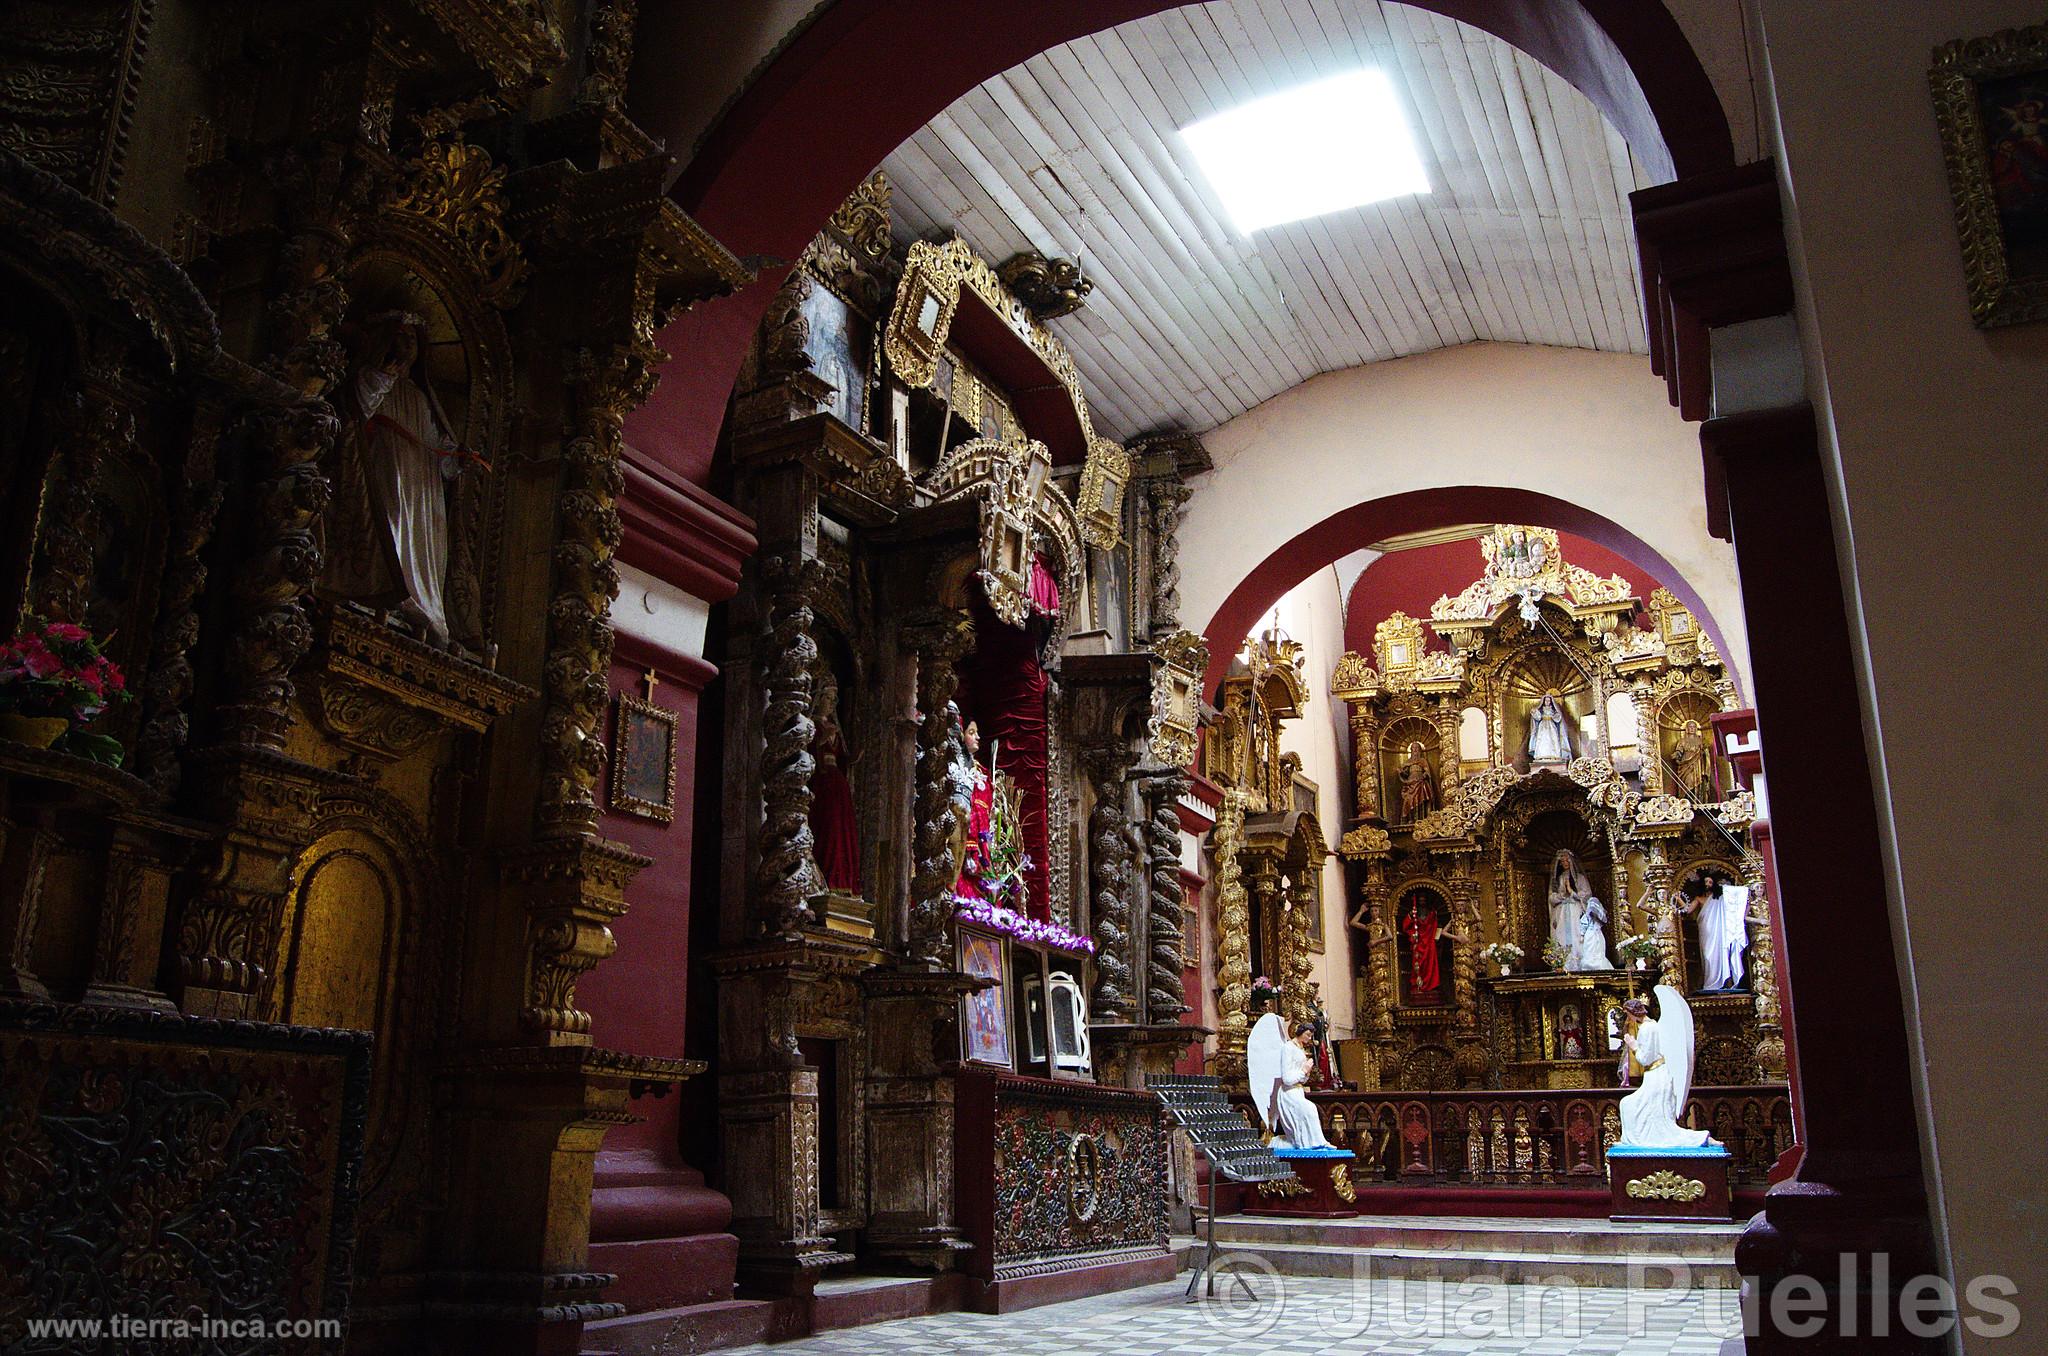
[723,1272,1742,1355]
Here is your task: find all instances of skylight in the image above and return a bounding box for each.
[1180,68,1431,234]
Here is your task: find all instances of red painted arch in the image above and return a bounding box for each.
[625,0,1734,485]
[1199,486,1742,702]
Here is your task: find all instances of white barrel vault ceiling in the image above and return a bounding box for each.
[881,0,1655,442]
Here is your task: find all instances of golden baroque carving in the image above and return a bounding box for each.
[387,140,529,307]
[1626,1170,1708,1203]
[1331,650,1380,699]
[1148,631,1207,769]
[827,171,893,265]
[1340,824,1391,859]
[1330,1161,1357,1203]
[1075,438,1131,549]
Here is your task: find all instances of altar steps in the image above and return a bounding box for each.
[1204,1213,1742,1288]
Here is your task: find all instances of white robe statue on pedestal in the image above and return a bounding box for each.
[1687,881,1751,991]
[1527,693,1573,765]
[1614,985,1716,1148]
[1246,1011,1333,1150]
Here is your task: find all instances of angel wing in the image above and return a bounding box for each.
[1246,1012,1288,1133]
[1653,983,1695,1108]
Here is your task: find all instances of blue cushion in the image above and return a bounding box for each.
[1604,1144,1730,1158]
[1271,1146,1357,1160]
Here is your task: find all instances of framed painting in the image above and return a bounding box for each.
[610,692,678,823]
[1931,21,2048,326]
[957,926,1013,1067]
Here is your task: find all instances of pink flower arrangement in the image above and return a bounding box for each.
[952,895,1095,956]
[0,616,130,760]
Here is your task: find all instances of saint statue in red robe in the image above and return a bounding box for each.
[1402,892,1441,999]
[811,677,861,893]
[953,720,996,902]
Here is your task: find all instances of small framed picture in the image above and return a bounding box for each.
[610,692,678,823]
[1931,22,2048,326]
[957,926,1013,1067]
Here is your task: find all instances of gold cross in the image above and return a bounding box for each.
[641,668,660,701]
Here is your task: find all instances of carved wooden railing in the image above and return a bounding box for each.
[1234,1086,1792,1189]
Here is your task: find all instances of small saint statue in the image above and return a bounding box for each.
[1612,986,1718,1148]
[811,677,861,893]
[1397,739,1439,821]
[1680,873,1751,990]
[1527,691,1573,765]
[949,718,996,901]
[322,309,486,650]
[1672,719,1711,799]
[1401,892,1442,1000]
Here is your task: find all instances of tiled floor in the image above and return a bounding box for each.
[724,1271,1743,1355]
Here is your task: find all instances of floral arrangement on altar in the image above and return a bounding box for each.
[1249,974,1278,1009]
[1479,941,1524,974]
[0,617,129,765]
[1615,932,1661,969]
[976,767,1032,910]
[1542,939,1570,970]
[952,896,1094,955]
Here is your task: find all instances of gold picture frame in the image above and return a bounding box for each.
[883,241,962,388]
[1075,438,1131,549]
[610,692,678,823]
[1930,21,2048,326]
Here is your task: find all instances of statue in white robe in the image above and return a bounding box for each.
[322,309,479,650]
[1547,850,1589,958]
[1527,692,1572,765]
[1614,986,1716,1148]
[1568,894,1612,971]
[1246,1012,1333,1150]
[1682,876,1751,990]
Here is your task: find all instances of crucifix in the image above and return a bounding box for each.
[640,668,660,702]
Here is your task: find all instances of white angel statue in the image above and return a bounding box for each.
[1246,1010,1333,1150]
[1613,985,1717,1148]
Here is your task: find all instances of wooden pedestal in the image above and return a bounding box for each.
[1607,1145,1734,1221]
[1244,1149,1361,1218]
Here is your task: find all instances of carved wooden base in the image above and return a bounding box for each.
[1089,1020,1205,1088]
[1606,1146,1733,1221]
[1245,1151,1362,1218]
[860,966,980,1272]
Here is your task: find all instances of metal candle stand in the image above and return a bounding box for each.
[1149,1074,1296,1300]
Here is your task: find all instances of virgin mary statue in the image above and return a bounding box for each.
[1615,985,1717,1148]
[1246,1011,1333,1150]
[1527,692,1573,765]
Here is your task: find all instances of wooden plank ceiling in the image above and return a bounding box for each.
[880,0,1654,442]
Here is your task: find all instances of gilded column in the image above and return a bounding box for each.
[1142,773,1190,1023]
[905,612,972,968]
[1449,864,1487,1087]
[536,345,646,834]
[1350,703,1382,820]
[1087,751,1137,1020]
[1741,849,1788,1079]
[1283,874,1317,1029]
[1431,700,1464,801]
[753,550,821,937]
[1209,790,1253,1080]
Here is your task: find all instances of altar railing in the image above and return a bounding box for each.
[1236,1086,1792,1188]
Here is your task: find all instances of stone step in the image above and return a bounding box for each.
[1187,1214,1741,1288]
[1207,1212,1741,1262]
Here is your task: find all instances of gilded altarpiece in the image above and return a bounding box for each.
[1331,529,1786,1102]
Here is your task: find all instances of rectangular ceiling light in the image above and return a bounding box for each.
[1181,68,1430,234]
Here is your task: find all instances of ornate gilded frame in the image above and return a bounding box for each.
[609,692,678,823]
[1930,21,2048,326]
[957,925,1013,1067]
[1148,630,1207,767]
[883,244,959,388]
[1075,438,1131,549]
